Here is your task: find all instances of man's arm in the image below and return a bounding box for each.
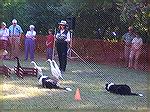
[19,25,23,38]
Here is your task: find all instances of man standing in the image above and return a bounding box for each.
[0,22,9,59]
[122,26,135,67]
[25,25,36,61]
[9,19,23,59]
[55,20,70,75]
[128,31,143,69]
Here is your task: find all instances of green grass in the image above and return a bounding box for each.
[0,59,149,112]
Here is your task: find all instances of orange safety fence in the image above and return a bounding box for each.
[30,36,149,72]
[72,38,149,72]
[1,35,150,72]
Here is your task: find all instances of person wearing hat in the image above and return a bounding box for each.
[9,19,23,59]
[0,22,9,59]
[122,26,135,67]
[128,31,143,69]
[24,25,36,61]
[55,20,70,75]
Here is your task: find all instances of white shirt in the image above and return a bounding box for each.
[25,30,36,39]
[61,30,70,42]
[0,28,9,40]
[131,37,143,50]
[56,30,70,42]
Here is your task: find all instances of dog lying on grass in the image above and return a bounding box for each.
[38,75,72,91]
[105,83,143,96]
[30,60,72,91]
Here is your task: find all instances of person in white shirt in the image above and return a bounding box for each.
[55,20,70,75]
[0,22,9,49]
[25,25,36,61]
[9,19,23,59]
[128,31,143,69]
[0,22,9,59]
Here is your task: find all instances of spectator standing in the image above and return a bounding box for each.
[9,19,23,59]
[55,20,70,75]
[46,29,54,60]
[25,25,36,61]
[122,26,135,66]
[128,31,143,69]
[0,22,9,59]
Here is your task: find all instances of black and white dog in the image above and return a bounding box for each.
[105,83,143,96]
[38,75,72,91]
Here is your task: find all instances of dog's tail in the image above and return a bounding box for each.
[65,87,72,91]
[59,87,72,91]
[130,93,143,97]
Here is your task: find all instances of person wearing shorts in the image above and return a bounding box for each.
[128,31,143,69]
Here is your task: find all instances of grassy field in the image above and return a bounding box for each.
[0,59,149,112]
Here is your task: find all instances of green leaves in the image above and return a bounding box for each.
[1,0,149,41]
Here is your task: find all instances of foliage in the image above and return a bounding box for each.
[0,0,4,22]
[0,0,150,42]
[120,0,150,42]
[75,1,122,39]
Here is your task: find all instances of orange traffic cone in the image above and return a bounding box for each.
[74,88,81,101]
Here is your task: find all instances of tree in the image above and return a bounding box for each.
[74,0,122,39]
[1,0,149,41]
[0,0,4,23]
[120,0,150,42]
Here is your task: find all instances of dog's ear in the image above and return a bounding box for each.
[105,84,108,87]
[105,84,108,90]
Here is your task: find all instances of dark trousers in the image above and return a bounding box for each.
[0,40,8,59]
[56,41,68,72]
[0,40,7,50]
[46,48,53,60]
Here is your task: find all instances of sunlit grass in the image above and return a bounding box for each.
[2,83,48,99]
[2,78,74,100]
[0,59,149,111]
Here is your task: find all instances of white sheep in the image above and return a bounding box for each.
[46,59,63,80]
[30,61,43,77]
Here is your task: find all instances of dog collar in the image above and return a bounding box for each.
[107,83,114,90]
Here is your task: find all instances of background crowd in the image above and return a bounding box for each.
[0,19,71,75]
[122,26,143,69]
[0,19,36,61]
[0,18,144,74]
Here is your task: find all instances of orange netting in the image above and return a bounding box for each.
[2,35,150,72]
